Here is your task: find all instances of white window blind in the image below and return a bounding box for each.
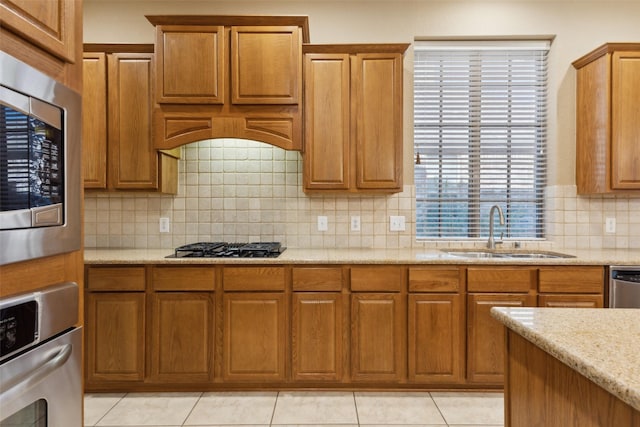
[413,39,550,240]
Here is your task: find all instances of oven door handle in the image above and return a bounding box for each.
[0,344,72,403]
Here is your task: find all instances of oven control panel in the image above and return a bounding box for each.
[0,301,38,360]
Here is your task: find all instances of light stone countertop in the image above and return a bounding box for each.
[491,307,640,411]
[84,247,640,265]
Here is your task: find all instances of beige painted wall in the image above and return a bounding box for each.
[84,0,640,187]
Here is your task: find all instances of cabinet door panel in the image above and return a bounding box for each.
[149,293,214,382]
[353,53,403,190]
[292,293,343,381]
[231,26,300,104]
[611,51,640,190]
[351,293,405,381]
[82,53,108,189]
[155,25,224,104]
[107,53,157,189]
[0,0,75,62]
[408,294,464,383]
[223,293,286,381]
[303,53,350,190]
[86,293,145,383]
[467,293,535,384]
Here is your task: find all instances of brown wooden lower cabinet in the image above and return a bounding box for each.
[83,262,607,391]
[148,292,214,383]
[291,292,344,382]
[408,294,464,383]
[350,293,405,382]
[505,329,640,426]
[85,292,145,384]
[222,292,287,382]
[467,293,536,384]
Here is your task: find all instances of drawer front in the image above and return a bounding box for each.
[409,267,460,292]
[223,266,285,291]
[87,267,146,291]
[350,266,403,292]
[152,266,216,291]
[292,267,343,291]
[538,267,604,294]
[467,267,534,293]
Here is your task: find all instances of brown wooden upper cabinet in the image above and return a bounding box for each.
[146,15,309,151]
[0,0,76,63]
[573,43,640,194]
[303,44,408,193]
[82,45,179,193]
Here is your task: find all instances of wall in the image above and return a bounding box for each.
[83,0,640,251]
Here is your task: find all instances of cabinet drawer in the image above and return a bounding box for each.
[467,267,534,293]
[538,294,603,308]
[152,266,216,291]
[87,267,145,291]
[223,266,285,291]
[350,266,403,292]
[538,267,604,294]
[409,267,460,292]
[292,267,343,291]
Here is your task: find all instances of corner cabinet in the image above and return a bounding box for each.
[82,45,179,194]
[146,15,309,151]
[573,43,640,194]
[303,44,408,193]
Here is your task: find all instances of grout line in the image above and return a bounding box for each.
[269,390,279,426]
[352,391,360,426]
[181,391,204,427]
[427,392,449,426]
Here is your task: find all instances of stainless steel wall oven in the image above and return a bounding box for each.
[0,282,82,427]
[0,51,81,265]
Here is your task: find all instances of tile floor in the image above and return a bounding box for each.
[84,391,504,427]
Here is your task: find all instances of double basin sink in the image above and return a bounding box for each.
[442,249,575,259]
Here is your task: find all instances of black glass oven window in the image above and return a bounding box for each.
[0,398,47,426]
[0,300,37,358]
[0,104,63,212]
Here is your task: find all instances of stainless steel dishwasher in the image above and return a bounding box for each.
[609,266,640,308]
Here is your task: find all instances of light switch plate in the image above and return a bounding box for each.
[159,217,170,233]
[605,217,616,234]
[317,216,328,232]
[389,215,405,232]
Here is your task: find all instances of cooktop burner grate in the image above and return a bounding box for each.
[169,242,285,258]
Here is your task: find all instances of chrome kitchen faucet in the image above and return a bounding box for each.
[487,205,505,249]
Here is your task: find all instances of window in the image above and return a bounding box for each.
[413,39,550,240]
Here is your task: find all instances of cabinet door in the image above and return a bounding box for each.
[231,26,301,104]
[352,53,403,190]
[107,53,157,190]
[82,53,108,189]
[0,0,76,62]
[292,293,344,382]
[408,294,464,384]
[351,293,405,382]
[85,293,145,383]
[303,53,351,190]
[467,293,535,384]
[611,50,640,190]
[223,293,286,381]
[149,293,214,382]
[155,25,225,104]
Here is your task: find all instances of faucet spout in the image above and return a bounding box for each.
[487,205,505,249]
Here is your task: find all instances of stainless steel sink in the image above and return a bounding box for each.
[442,249,575,259]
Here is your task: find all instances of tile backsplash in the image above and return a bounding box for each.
[84,139,640,251]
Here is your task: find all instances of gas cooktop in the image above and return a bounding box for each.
[167,242,285,258]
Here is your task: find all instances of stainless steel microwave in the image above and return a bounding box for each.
[0,52,81,265]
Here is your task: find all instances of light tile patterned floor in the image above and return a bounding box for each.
[84,391,504,427]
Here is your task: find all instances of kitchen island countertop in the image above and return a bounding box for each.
[491,306,640,412]
[84,247,640,265]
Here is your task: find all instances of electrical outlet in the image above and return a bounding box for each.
[605,217,616,234]
[317,216,328,232]
[159,217,170,233]
[351,216,361,232]
[389,215,406,232]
